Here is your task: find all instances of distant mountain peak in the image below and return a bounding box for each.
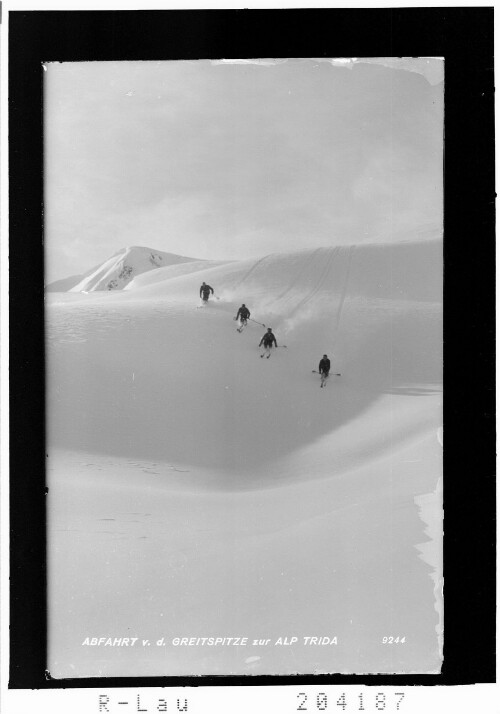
[46,246,200,293]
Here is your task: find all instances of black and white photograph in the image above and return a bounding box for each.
[43,56,444,678]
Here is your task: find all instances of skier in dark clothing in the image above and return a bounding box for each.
[259,328,278,358]
[318,354,331,387]
[236,304,250,321]
[199,282,214,303]
[235,304,251,331]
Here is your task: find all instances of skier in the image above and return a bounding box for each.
[199,282,214,304]
[259,327,278,358]
[318,354,331,388]
[235,304,251,332]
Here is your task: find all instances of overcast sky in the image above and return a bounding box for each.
[44,58,443,282]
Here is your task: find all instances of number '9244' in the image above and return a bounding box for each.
[382,636,406,644]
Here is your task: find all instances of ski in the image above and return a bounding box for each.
[312,370,341,376]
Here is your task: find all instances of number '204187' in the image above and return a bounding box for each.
[297,692,405,711]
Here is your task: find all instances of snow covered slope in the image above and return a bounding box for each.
[125,259,232,291]
[48,240,441,473]
[66,246,198,292]
[46,238,443,676]
[45,273,85,292]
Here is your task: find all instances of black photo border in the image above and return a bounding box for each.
[9,7,495,689]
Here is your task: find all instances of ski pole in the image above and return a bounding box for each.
[312,370,341,375]
[248,318,266,327]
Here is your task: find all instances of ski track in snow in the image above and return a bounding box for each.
[274,247,323,301]
[236,254,270,288]
[330,245,355,345]
[286,247,340,318]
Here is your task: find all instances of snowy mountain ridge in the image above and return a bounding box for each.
[47,246,199,293]
[70,245,199,292]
